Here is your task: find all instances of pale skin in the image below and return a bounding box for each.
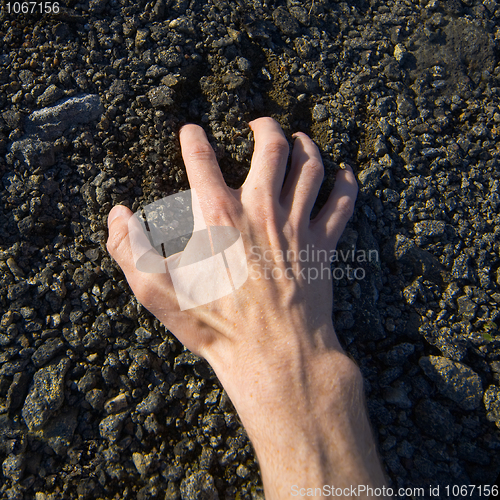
[106,117,391,499]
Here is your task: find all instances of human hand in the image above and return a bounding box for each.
[106,117,357,371]
[107,117,388,499]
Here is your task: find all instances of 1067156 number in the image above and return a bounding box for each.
[445,485,498,497]
[5,2,60,13]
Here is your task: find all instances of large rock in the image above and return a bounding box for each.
[2,454,25,482]
[25,94,103,140]
[6,371,31,412]
[9,137,55,168]
[419,356,483,410]
[8,94,103,168]
[22,357,70,431]
[180,471,219,500]
[418,324,467,362]
[383,234,443,282]
[32,338,65,368]
[37,84,64,107]
[99,411,129,442]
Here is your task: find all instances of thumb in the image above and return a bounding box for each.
[106,205,176,314]
[106,205,136,270]
[106,204,216,356]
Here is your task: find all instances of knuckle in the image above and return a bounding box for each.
[336,196,355,220]
[282,219,296,241]
[206,194,241,225]
[303,158,324,178]
[188,143,216,162]
[106,226,129,258]
[261,138,289,160]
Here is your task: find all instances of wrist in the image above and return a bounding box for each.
[207,338,389,499]
[231,349,364,442]
[206,322,352,421]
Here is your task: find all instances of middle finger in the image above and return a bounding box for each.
[241,117,290,200]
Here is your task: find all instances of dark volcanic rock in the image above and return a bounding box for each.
[44,408,79,455]
[419,356,483,410]
[180,471,219,500]
[22,357,70,431]
[272,7,300,36]
[25,94,103,140]
[32,338,65,368]
[414,399,457,443]
[6,371,31,412]
[147,86,174,107]
[383,234,444,282]
[99,411,129,442]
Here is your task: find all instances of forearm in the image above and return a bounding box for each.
[209,331,391,499]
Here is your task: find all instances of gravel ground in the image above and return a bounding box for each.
[1,0,500,499]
